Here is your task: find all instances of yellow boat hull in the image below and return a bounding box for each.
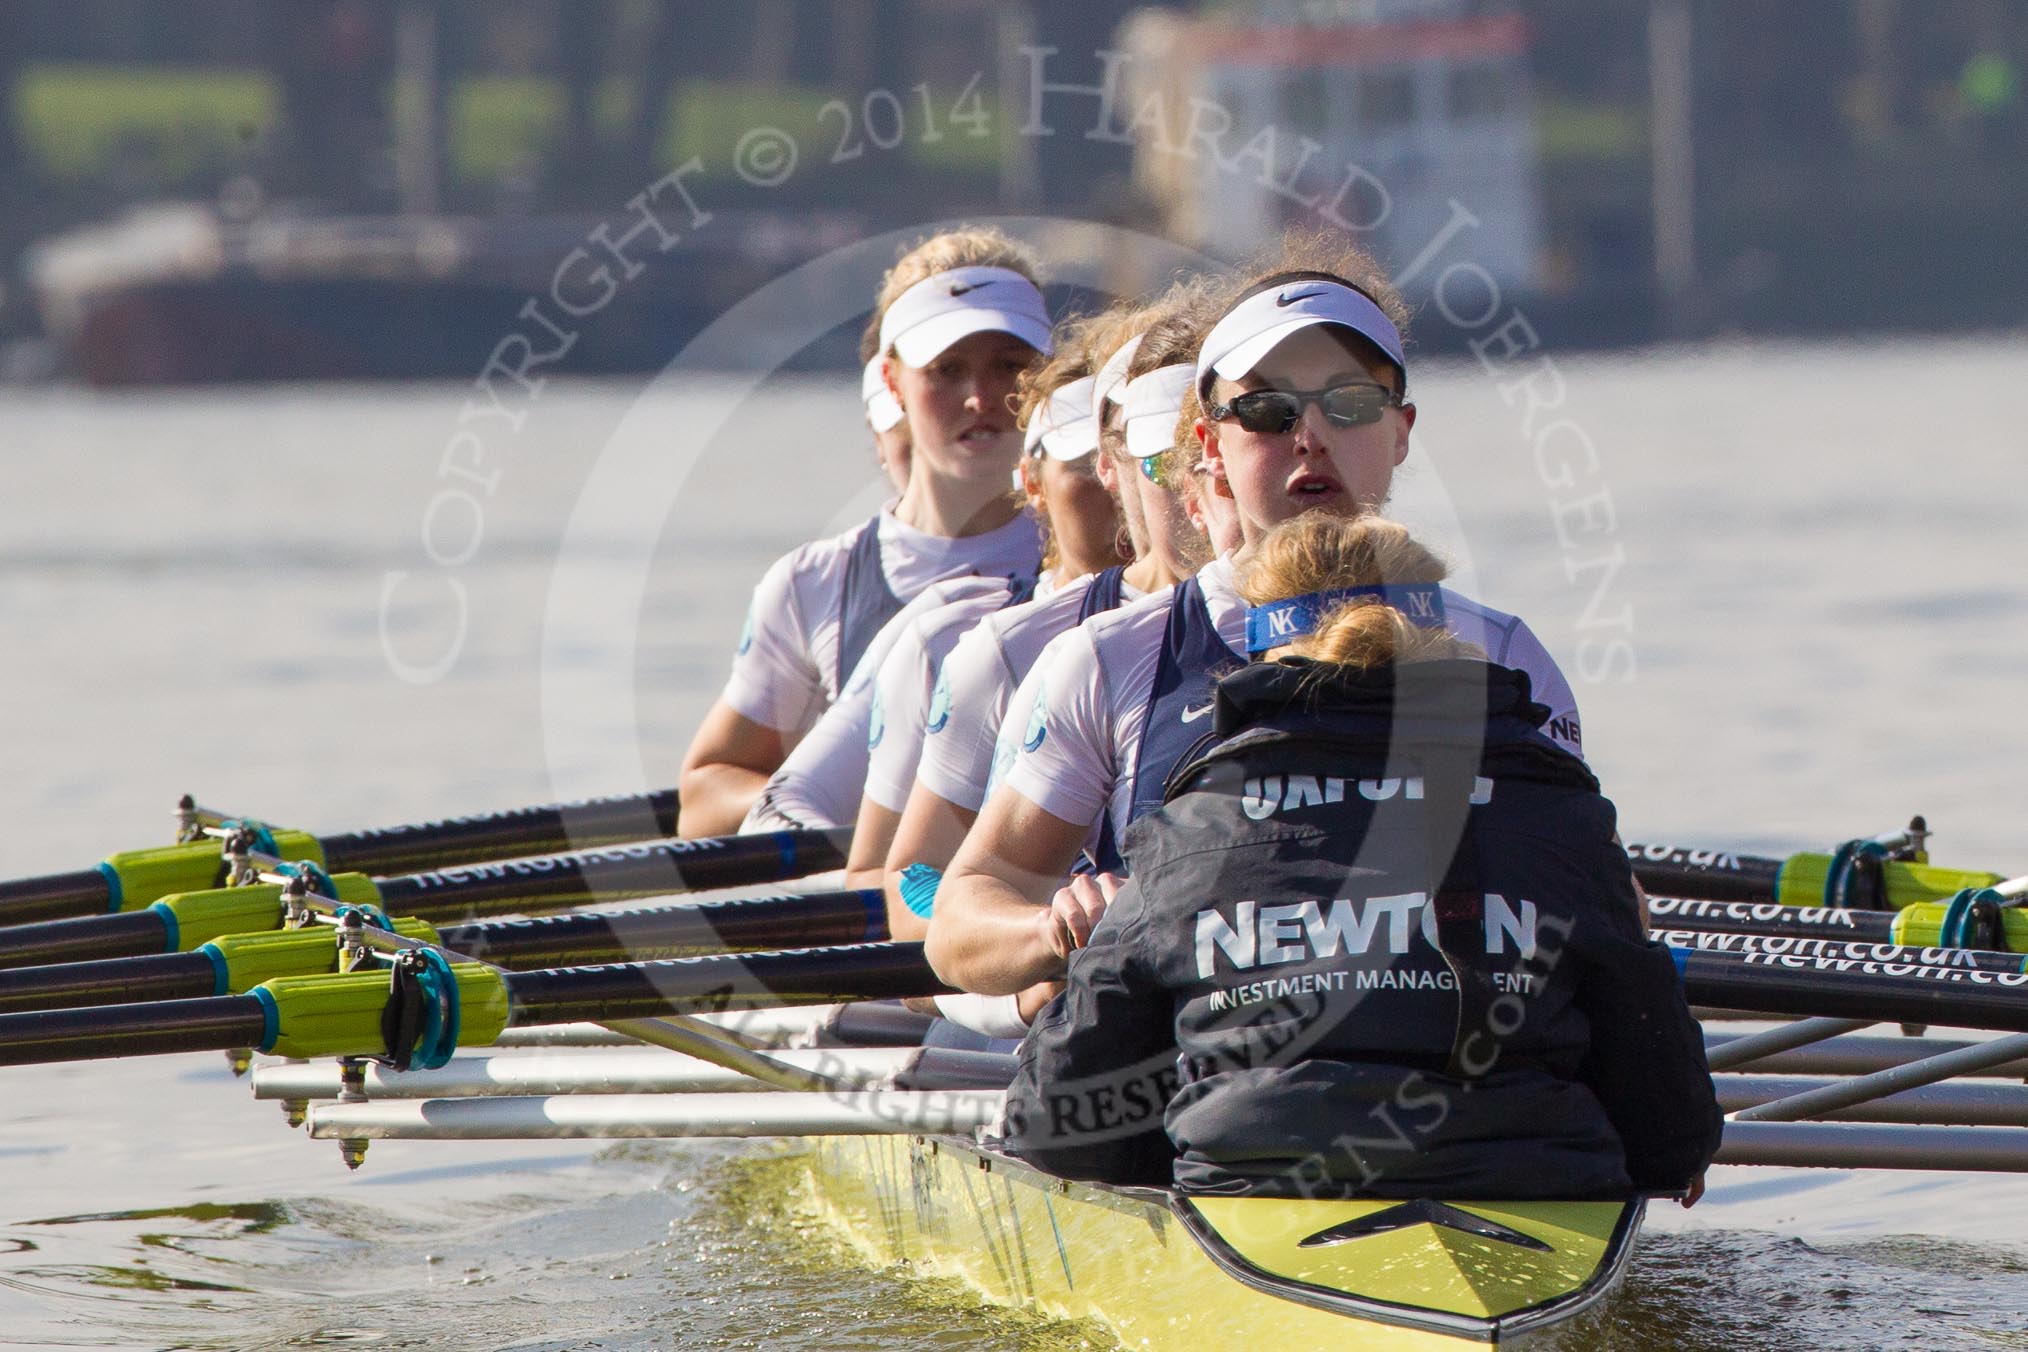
[800,1134,1643,1348]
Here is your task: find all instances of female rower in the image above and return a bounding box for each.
[880,284,1223,943]
[744,312,1129,834]
[678,228,1051,836]
[928,233,1586,996]
[832,311,1135,868]
[999,512,1721,1201]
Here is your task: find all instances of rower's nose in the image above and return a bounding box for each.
[1291,402,1331,452]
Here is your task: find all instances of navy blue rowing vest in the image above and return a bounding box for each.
[835,517,906,693]
[1088,576,1243,874]
[1075,564,1128,623]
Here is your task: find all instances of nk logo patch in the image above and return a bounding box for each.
[867,689,885,751]
[735,608,754,656]
[926,669,953,735]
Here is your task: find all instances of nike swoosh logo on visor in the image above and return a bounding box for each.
[1276,288,1327,307]
[1181,701,1215,723]
[949,280,999,297]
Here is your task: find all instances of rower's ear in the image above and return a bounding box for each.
[1195,413,1224,481]
[1393,401,1416,465]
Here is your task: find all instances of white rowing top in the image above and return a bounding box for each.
[862,585,1028,815]
[915,570,1143,813]
[721,508,1043,738]
[742,575,1006,831]
[997,554,1584,837]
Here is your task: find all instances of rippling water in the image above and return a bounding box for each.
[2,339,2026,1348]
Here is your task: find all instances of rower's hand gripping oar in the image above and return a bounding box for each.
[0,826,852,971]
[0,786,684,926]
[1627,815,2005,909]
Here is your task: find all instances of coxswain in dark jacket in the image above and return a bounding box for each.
[999,656,1723,1199]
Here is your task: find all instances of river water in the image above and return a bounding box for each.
[1,338,2025,1348]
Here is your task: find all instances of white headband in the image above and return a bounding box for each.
[878,266,1053,367]
[1091,332,1144,423]
[1195,280,1405,396]
[1121,364,1194,460]
[1023,375,1099,461]
[860,356,904,433]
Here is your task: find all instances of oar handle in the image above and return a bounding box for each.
[502,941,948,1026]
[372,829,852,920]
[0,952,220,1015]
[0,995,268,1067]
[0,910,171,973]
[321,788,681,875]
[436,888,887,967]
[0,870,114,928]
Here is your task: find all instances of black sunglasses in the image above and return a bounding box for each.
[1206,381,1403,435]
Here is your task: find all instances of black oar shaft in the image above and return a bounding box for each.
[1650,897,1897,943]
[0,996,267,1067]
[0,952,220,1014]
[1678,949,2028,1033]
[1658,929,2027,977]
[1628,845,1783,901]
[437,889,885,967]
[372,828,852,921]
[320,789,681,876]
[0,911,170,972]
[0,870,114,928]
[502,942,946,1026]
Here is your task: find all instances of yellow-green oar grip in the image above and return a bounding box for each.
[1775,855,2004,909]
[1891,903,2028,955]
[255,965,510,1059]
[203,917,441,993]
[99,830,326,912]
[151,872,382,951]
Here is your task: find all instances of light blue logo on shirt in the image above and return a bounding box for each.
[735,608,754,656]
[1021,686,1048,753]
[925,669,953,735]
[867,688,885,751]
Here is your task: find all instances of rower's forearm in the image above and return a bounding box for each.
[924,874,1059,995]
[675,766,769,838]
[882,871,930,942]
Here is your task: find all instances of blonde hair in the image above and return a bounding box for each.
[874,226,1044,342]
[1236,512,1476,669]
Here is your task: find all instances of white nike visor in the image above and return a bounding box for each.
[1023,375,1100,461]
[1195,280,1405,397]
[879,266,1054,368]
[860,356,905,433]
[1091,332,1144,424]
[1121,364,1194,460]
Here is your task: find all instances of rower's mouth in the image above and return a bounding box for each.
[1287,470,1344,500]
[957,423,1009,447]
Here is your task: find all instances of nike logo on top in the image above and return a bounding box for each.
[949,279,998,297]
[1276,288,1327,306]
[1181,701,1215,723]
